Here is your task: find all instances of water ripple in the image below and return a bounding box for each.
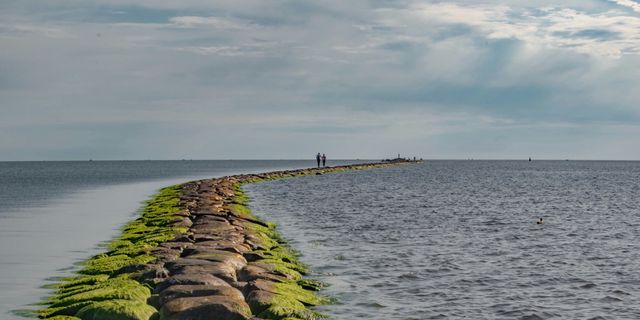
[246,161,640,319]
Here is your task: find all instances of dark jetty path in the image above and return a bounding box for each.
[38,160,417,320]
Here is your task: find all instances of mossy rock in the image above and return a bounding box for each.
[56,277,146,299]
[49,278,151,308]
[265,246,302,263]
[12,308,39,318]
[228,203,254,219]
[253,281,328,319]
[80,254,156,275]
[246,231,279,250]
[39,301,95,318]
[75,300,158,320]
[54,275,110,289]
[39,184,184,319]
[258,300,324,320]
[256,259,305,277]
[234,181,327,319]
[108,243,154,257]
[296,279,323,291]
[273,281,327,306]
[55,284,104,299]
[46,316,83,320]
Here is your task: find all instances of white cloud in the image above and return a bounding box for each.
[609,0,640,13]
[410,3,640,57]
[1,0,640,159]
[169,16,252,29]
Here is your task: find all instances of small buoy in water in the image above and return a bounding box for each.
[537,217,544,224]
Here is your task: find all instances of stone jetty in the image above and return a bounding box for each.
[38,160,418,320]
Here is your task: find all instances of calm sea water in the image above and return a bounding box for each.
[246,161,640,320]
[0,160,362,319]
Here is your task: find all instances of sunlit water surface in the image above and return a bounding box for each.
[246,161,640,320]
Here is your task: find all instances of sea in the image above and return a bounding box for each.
[2,160,639,319]
[245,160,640,319]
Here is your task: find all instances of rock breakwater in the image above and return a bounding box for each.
[38,160,418,320]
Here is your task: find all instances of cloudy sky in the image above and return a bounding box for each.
[1,0,639,160]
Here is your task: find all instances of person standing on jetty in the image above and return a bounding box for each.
[316,152,321,168]
[322,153,327,167]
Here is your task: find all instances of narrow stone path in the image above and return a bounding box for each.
[131,162,415,320]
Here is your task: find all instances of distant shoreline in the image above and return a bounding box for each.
[2,159,640,163]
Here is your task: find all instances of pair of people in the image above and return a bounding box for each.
[316,153,327,167]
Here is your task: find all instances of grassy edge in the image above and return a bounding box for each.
[35,185,186,320]
[232,163,399,318]
[231,182,329,320]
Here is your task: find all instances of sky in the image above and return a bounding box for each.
[1,0,640,160]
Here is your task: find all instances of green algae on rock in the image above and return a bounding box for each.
[45,316,83,320]
[230,182,328,319]
[38,185,186,320]
[75,300,157,320]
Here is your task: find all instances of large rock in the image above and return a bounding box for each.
[229,217,270,229]
[174,209,191,217]
[169,218,193,228]
[149,247,181,262]
[192,215,229,225]
[220,232,245,243]
[190,209,227,217]
[159,285,244,305]
[245,290,276,315]
[76,300,158,320]
[185,242,251,255]
[175,264,237,283]
[165,259,238,282]
[244,279,275,294]
[130,263,170,285]
[190,221,237,234]
[184,250,247,270]
[192,234,225,242]
[160,296,251,320]
[155,274,230,293]
[237,265,287,283]
[159,241,194,251]
[169,234,195,243]
[191,230,244,243]
[191,231,244,243]
[165,258,219,269]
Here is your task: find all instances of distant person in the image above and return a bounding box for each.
[537,217,544,224]
[316,152,321,168]
[322,154,326,167]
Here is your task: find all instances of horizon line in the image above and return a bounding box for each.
[1,158,639,162]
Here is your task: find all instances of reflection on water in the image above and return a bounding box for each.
[246,161,640,319]
[0,181,171,319]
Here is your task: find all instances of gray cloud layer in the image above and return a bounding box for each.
[1,0,639,160]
